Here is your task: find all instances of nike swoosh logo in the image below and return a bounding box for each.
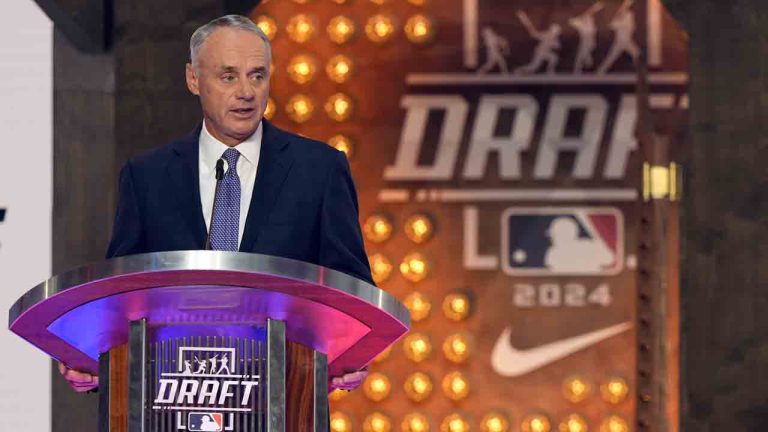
[491,322,632,377]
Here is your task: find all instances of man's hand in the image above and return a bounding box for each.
[330,369,368,391]
[58,362,99,393]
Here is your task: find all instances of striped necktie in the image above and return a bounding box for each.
[209,148,241,251]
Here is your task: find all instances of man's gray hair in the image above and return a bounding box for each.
[190,15,272,69]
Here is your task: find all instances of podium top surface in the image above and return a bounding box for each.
[9,251,410,378]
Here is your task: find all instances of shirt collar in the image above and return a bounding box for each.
[199,120,263,171]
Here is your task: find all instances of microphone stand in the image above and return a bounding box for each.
[205,158,225,250]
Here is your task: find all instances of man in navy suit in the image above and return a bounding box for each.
[59,14,371,393]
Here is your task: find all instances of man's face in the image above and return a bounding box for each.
[186,27,270,146]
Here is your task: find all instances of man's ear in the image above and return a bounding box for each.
[186,63,200,96]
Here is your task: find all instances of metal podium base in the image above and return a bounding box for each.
[9,252,409,432]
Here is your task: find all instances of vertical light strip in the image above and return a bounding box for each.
[463,0,479,68]
[648,0,663,66]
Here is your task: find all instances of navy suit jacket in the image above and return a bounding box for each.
[106,120,374,285]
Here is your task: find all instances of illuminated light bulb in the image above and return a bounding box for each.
[329,388,348,401]
[287,14,316,43]
[521,415,551,432]
[404,14,435,44]
[558,414,588,432]
[327,15,356,44]
[441,371,470,401]
[600,377,629,404]
[402,413,430,432]
[363,372,391,402]
[442,333,471,364]
[326,55,354,83]
[363,214,393,243]
[562,376,591,403]
[481,412,510,432]
[442,293,471,321]
[598,416,628,432]
[264,97,276,120]
[403,291,431,322]
[440,413,469,432]
[325,93,354,122]
[328,134,354,157]
[364,412,392,432]
[285,94,315,123]
[330,411,352,432]
[369,253,393,283]
[404,213,434,244]
[286,54,317,84]
[403,332,432,363]
[399,252,429,282]
[365,15,396,43]
[373,344,392,363]
[404,372,433,402]
[408,0,428,5]
[255,15,278,40]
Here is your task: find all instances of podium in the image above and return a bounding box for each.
[8,251,410,432]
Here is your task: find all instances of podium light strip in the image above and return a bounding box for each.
[266,319,286,432]
[313,351,329,432]
[128,319,147,432]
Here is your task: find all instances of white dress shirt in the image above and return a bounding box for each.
[199,120,262,248]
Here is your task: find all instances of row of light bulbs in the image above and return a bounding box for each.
[563,376,630,405]
[256,13,435,45]
[373,251,456,284]
[402,291,470,322]
[264,92,354,123]
[365,214,433,245]
[329,410,630,432]
[349,371,629,405]
[392,332,471,364]
[370,331,470,366]
[280,54,355,84]
[269,0,430,5]
[350,370,470,402]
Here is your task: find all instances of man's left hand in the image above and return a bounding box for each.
[330,369,368,391]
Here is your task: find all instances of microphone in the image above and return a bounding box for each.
[205,158,225,250]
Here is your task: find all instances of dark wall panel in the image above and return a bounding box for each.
[682,1,768,431]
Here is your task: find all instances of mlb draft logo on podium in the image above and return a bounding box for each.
[188,412,223,431]
[501,207,625,276]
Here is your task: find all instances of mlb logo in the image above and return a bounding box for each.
[188,412,223,431]
[501,207,624,276]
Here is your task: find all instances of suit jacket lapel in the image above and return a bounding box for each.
[168,126,208,248]
[240,120,294,252]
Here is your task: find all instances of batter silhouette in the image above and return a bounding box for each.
[193,356,208,374]
[597,0,640,74]
[217,354,232,375]
[515,10,561,75]
[199,415,220,431]
[544,217,613,273]
[477,26,510,74]
[569,2,604,74]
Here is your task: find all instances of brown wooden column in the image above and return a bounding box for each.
[285,341,316,431]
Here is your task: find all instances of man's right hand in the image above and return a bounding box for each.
[58,362,99,393]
